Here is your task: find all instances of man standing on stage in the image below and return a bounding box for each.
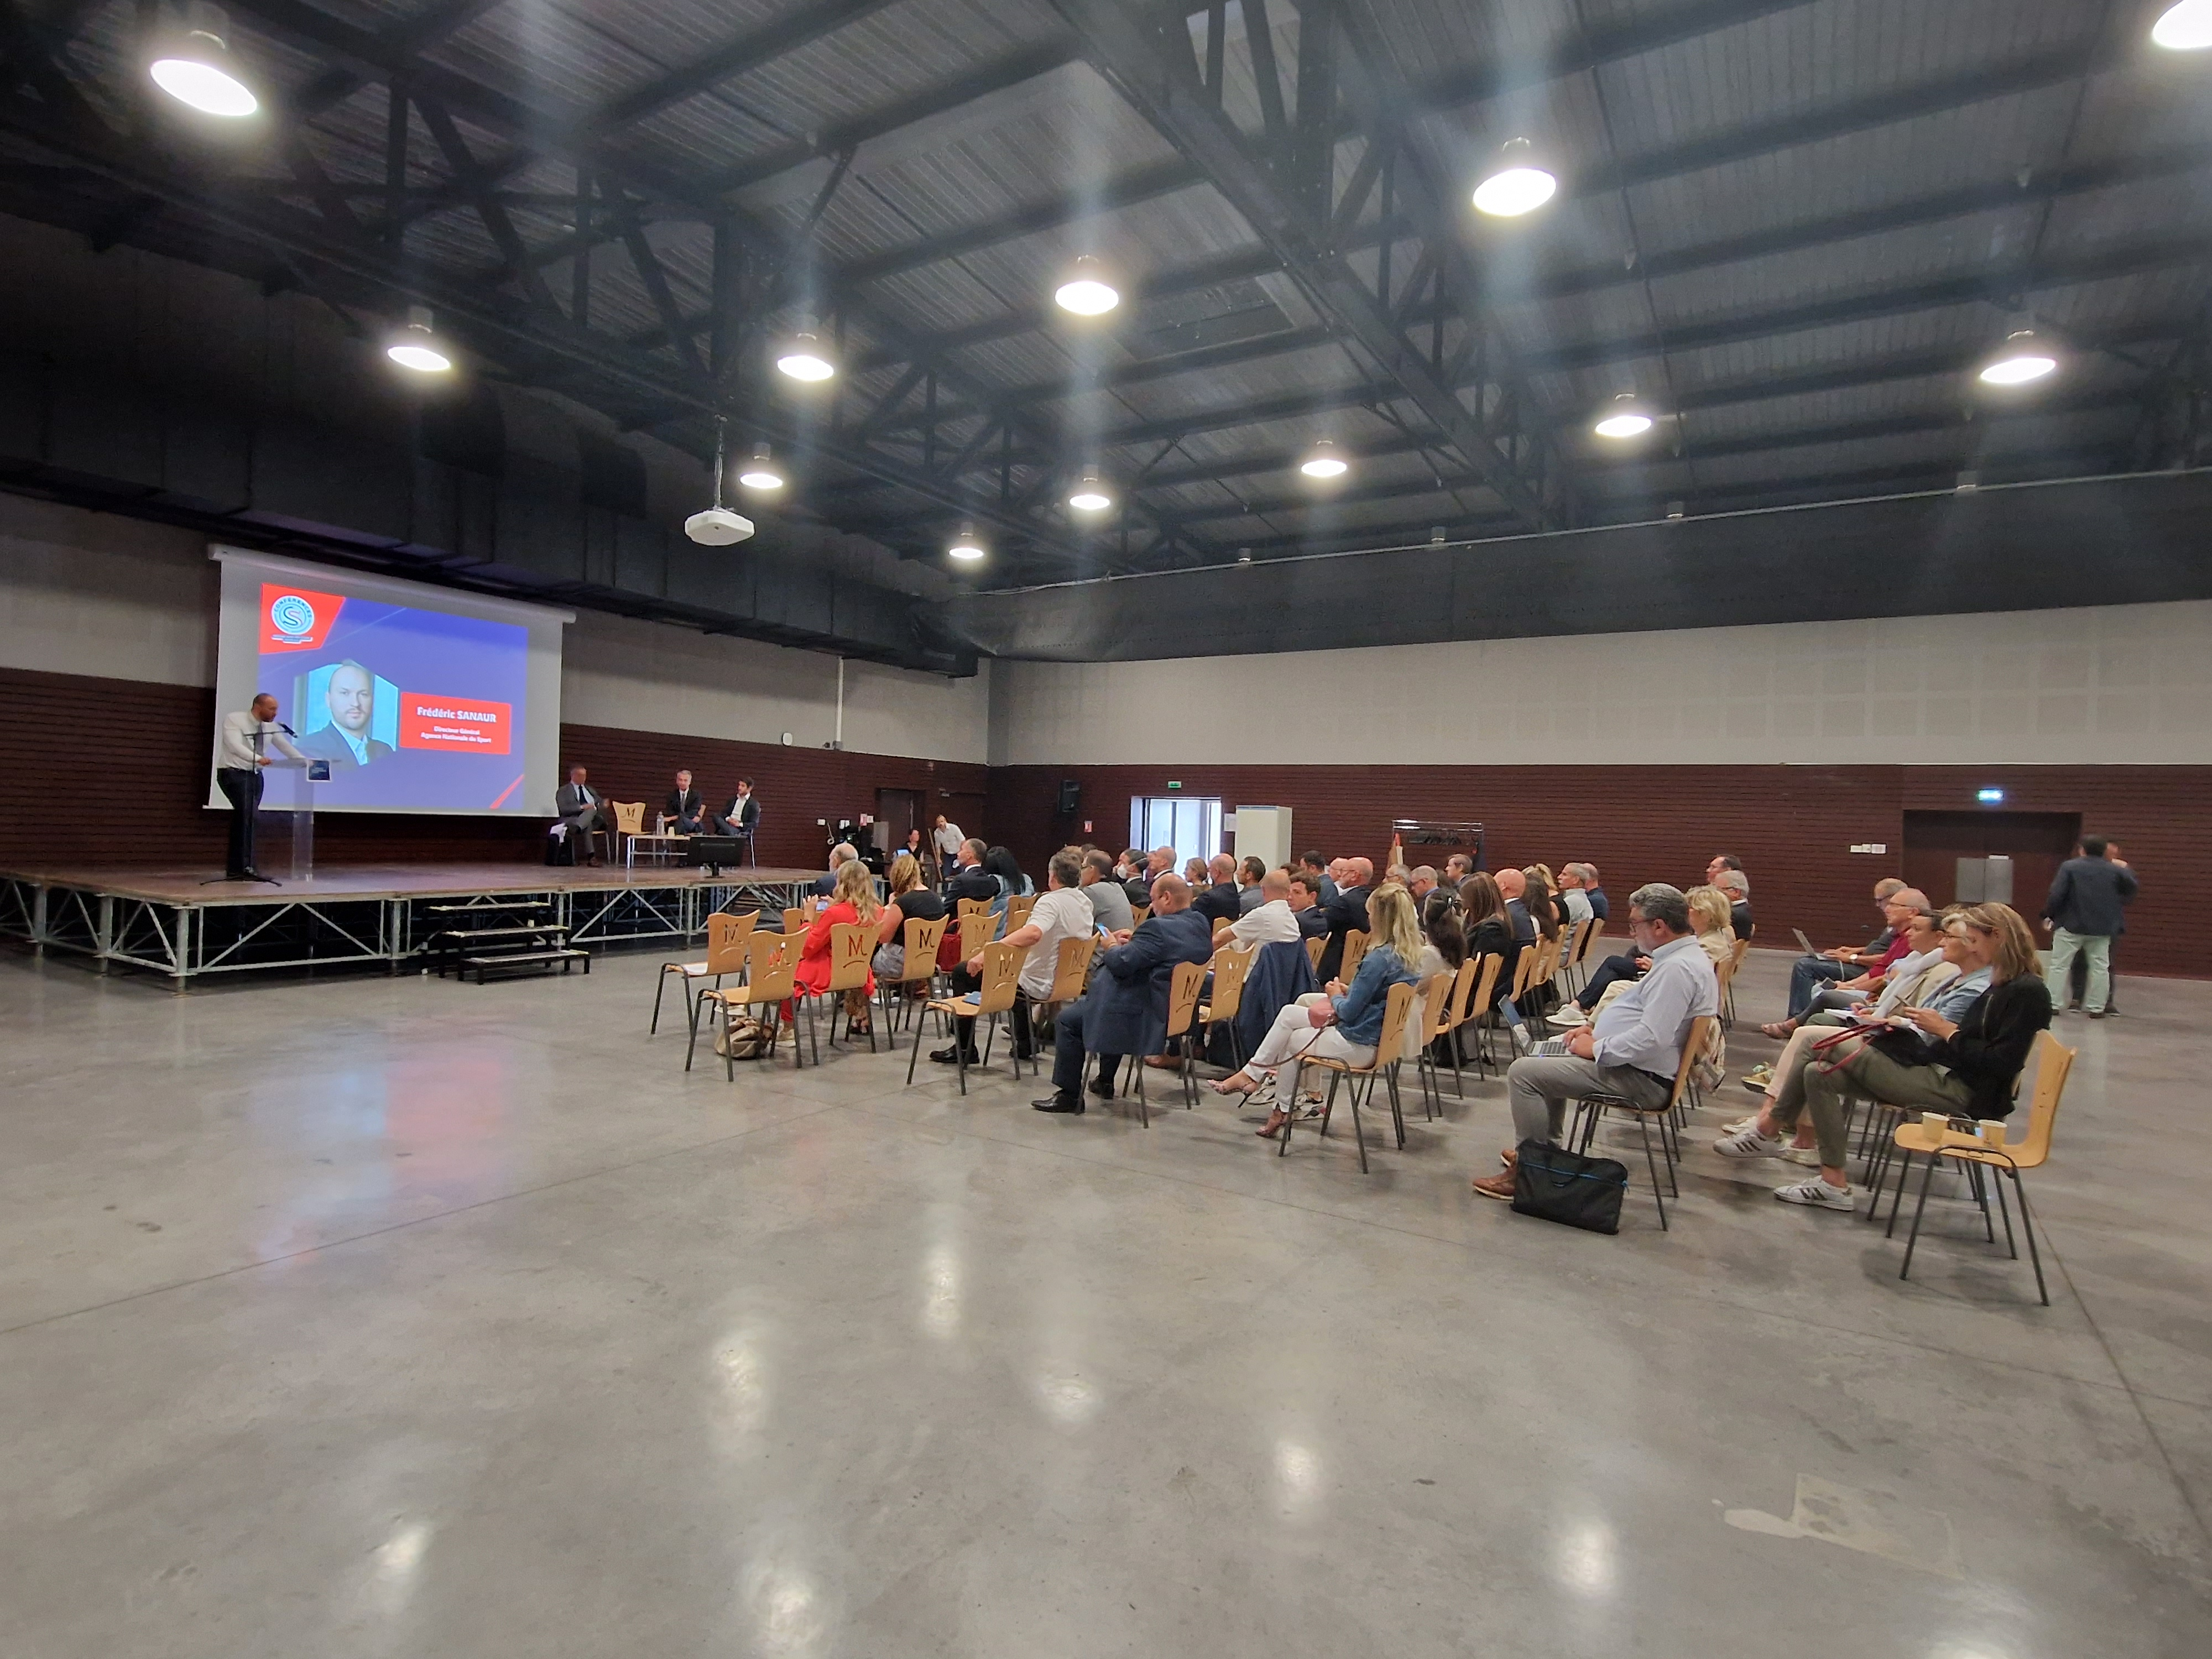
[216,692,304,881]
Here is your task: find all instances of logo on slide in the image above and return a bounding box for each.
[260,582,342,653]
[270,595,316,637]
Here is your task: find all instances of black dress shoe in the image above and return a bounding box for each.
[931,1045,982,1066]
[1033,1095,1084,1114]
[1088,1076,1115,1100]
[1014,1045,1039,1062]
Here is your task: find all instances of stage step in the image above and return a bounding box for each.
[459,947,591,984]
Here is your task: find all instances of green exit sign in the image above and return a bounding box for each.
[1167,780,1182,790]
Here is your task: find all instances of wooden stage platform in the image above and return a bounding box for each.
[0,861,827,988]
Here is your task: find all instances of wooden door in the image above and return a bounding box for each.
[1902,811,2080,915]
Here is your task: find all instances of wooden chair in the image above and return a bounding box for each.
[651,909,755,1035]
[611,801,646,860]
[1411,970,1459,1118]
[1304,935,1324,973]
[1005,894,1037,931]
[1196,943,1255,1069]
[1565,1014,1717,1232]
[1884,1032,2075,1305]
[688,932,801,1076]
[1339,927,1371,983]
[880,912,948,1032]
[1024,934,1098,1047]
[956,896,995,925]
[796,921,876,1062]
[1722,935,1750,1027]
[1280,980,1418,1173]
[1458,951,1505,1078]
[1572,917,1609,988]
[1130,904,1150,927]
[1556,920,1586,992]
[783,906,811,938]
[906,940,1021,1094]
[1211,916,1238,946]
[1131,959,1208,1125]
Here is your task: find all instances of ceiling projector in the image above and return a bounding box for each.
[684,506,755,545]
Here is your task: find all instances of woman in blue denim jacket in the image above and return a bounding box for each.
[1211,884,1422,1138]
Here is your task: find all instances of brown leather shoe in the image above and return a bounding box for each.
[1472,1170,1518,1202]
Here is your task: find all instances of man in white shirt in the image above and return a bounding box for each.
[931,815,966,862]
[965,849,1095,1060]
[1474,883,1718,1201]
[215,693,305,879]
[1228,868,1304,948]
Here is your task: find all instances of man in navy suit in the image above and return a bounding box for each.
[1315,856,1375,980]
[1033,874,1212,1114]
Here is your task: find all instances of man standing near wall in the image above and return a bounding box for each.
[2043,836,2137,1019]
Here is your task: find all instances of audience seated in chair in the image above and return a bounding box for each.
[1473,883,1718,1203]
[1316,857,1375,980]
[959,849,1094,1063]
[1557,862,1596,925]
[1210,884,1425,1140]
[1458,872,1515,1010]
[1766,888,1928,1036]
[1288,869,1332,938]
[926,839,1009,1067]
[1032,874,1213,1115]
[1229,867,1306,948]
[1714,903,2051,1212]
[812,842,859,899]
[1235,856,1270,915]
[1785,878,1908,1015]
[791,859,880,1034]
[1080,848,1135,933]
[1192,854,1243,926]
[872,854,946,984]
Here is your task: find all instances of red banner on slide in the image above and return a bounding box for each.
[399,693,512,755]
[260,582,343,653]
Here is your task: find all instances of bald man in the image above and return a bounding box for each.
[1229,867,1305,948]
[1316,855,1375,980]
[1495,865,1536,944]
[1034,873,1213,1114]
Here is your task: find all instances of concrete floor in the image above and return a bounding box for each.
[2,943,2206,1658]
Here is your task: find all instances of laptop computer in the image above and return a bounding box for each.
[1499,997,1572,1058]
[1792,928,1820,957]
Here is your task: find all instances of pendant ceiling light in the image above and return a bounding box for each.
[2152,2,2212,50]
[1472,138,1558,218]
[774,317,835,382]
[1592,393,1655,439]
[1298,439,1349,479]
[1053,255,1121,317]
[1067,469,1113,512]
[947,523,985,562]
[737,442,785,490]
[385,306,453,374]
[684,419,756,546]
[149,5,259,118]
[1978,328,2058,387]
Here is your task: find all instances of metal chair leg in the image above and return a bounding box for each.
[651,968,670,1034]
[1994,1168,2017,1259]
[1639,1112,1669,1231]
[1899,1151,1940,1279]
[1344,1072,1370,1173]
[1885,1149,1914,1237]
[905,1008,928,1085]
[2012,1171,2050,1306]
[1386,1063,1406,1149]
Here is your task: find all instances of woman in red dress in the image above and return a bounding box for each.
[792,857,881,1031]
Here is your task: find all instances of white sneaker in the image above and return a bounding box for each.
[1713,1125,1786,1160]
[1721,1114,1759,1134]
[1779,1145,1822,1167]
[1773,1176,1854,1211]
[1550,1006,1589,1027]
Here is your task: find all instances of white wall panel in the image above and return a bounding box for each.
[989,602,2212,768]
[0,497,215,685]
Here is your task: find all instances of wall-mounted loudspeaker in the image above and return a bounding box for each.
[1056,779,1081,816]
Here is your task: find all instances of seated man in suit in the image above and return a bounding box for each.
[1288,869,1332,937]
[554,765,609,866]
[1236,856,1270,914]
[296,660,393,768]
[812,843,858,899]
[712,777,760,845]
[1496,866,1537,943]
[664,769,706,834]
[1192,854,1243,926]
[1032,874,1212,1114]
[1315,857,1375,980]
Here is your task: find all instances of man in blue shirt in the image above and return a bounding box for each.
[1474,883,1717,1201]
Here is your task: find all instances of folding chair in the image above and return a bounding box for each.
[1131,960,1208,1126]
[1566,1013,1717,1232]
[1411,970,1459,1118]
[1280,980,1418,1173]
[1304,935,1324,973]
[652,910,754,1035]
[688,932,801,1076]
[783,906,810,938]
[1196,943,1255,1070]
[1022,934,1098,1053]
[1884,1033,2074,1305]
[796,922,876,1062]
[879,912,948,1034]
[1722,936,1750,1029]
[1338,927,1371,983]
[1459,951,1505,1078]
[906,941,1021,1095]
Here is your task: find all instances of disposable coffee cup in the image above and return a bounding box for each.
[1977,1119,2007,1151]
[1921,1111,1949,1140]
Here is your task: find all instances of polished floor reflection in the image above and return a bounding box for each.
[2,946,2207,1657]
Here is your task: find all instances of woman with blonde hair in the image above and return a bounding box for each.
[1682,884,1738,966]
[872,852,946,985]
[1209,884,1422,1139]
[1715,902,2052,1212]
[794,856,882,1031]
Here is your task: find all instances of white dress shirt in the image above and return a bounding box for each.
[1590,933,1719,1078]
[1228,897,1303,949]
[1016,886,1098,1000]
[932,822,966,858]
[219,711,303,770]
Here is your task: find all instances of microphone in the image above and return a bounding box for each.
[277,722,298,736]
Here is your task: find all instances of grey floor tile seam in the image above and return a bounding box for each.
[0,1094,852,1340]
[2046,1239,2212,1548]
[816,1079,2151,1401]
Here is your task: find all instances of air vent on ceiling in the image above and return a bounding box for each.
[1128,276,1291,359]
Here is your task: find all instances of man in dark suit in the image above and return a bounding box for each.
[1032,874,1212,1113]
[928,840,1005,1066]
[554,765,608,865]
[664,769,706,833]
[1288,869,1332,937]
[712,778,760,848]
[1315,856,1375,980]
[1496,866,1537,943]
[2042,834,2137,1019]
[1192,853,1242,926]
[295,661,394,768]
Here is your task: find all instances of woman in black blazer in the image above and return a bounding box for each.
[1458,872,1516,1011]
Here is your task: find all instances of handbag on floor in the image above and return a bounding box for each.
[1510,1137,1628,1235]
[714,1015,773,1059]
